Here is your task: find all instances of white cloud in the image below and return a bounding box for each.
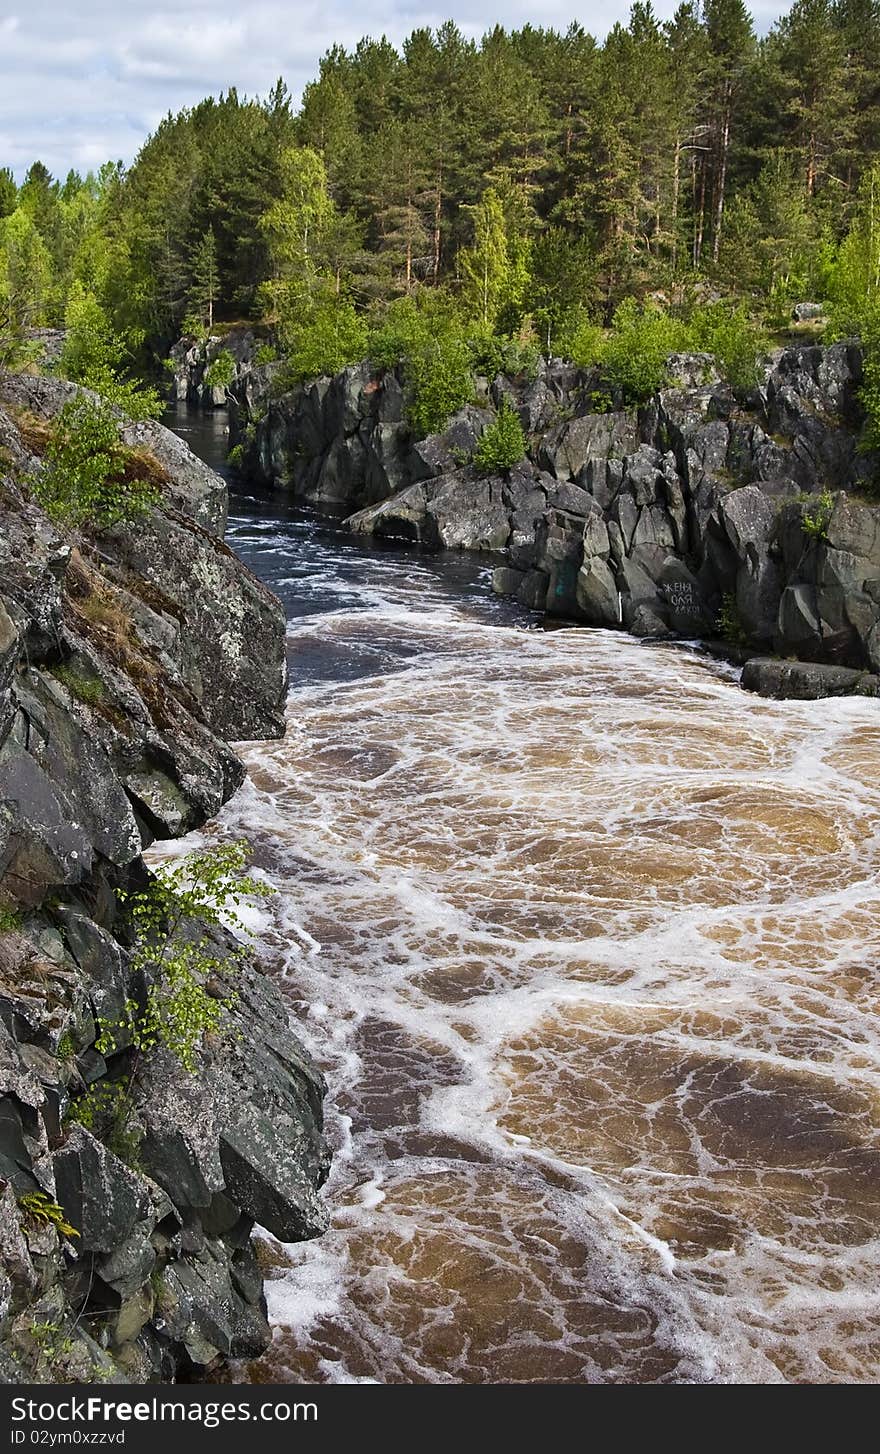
[1,0,792,180]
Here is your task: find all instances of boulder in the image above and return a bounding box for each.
[792,302,825,323]
[742,657,880,699]
[576,558,620,626]
[53,1127,150,1254]
[537,411,640,481]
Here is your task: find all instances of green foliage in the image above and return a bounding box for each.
[459,187,519,333]
[858,311,880,457]
[67,1078,143,1165]
[56,1031,76,1061]
[59,286,161,420]
[0,907,24,933]
[405,331,473,438]
[472,398,526,474]
[802,489,835,540]
[188,227,219,333]
[603,299,688,403]
[557,311,605,370]
[530,230,598,356]
[226,443,245,469]
[827,166,880,340]
[30,395,159,530]
[827,169,880,452]
[369,293,474,437]
[203,348,236,391]
[51,662,107,705]
[28,1322,75,1364]
[117,840,273,1074]
[716,592,748,646]
[18,1192,79,1239]
[0,208,52,328]
[688,301,766,393]
[68,841,273,1164]
[0,167,16,220]
[279,287,368,383]
[254,343,278,366]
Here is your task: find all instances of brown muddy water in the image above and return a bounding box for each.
[155,410,880,1384]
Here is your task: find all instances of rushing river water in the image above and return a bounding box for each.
[160,407,880,1384]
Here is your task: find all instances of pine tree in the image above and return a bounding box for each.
[700,0,756,264]
[0,169,17,220]
[189,227,219,332]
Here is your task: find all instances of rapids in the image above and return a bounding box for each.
[156,408,880,1384]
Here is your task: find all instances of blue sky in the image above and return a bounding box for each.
[1,0,790,181]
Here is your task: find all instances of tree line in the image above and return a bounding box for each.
[2,1,880,394]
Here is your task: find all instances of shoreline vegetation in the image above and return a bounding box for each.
[2,3,880,448]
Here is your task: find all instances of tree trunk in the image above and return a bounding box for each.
[712,85,731,266]
[694,153,706,268]
[432,172,442,285]
[672,136,681,273]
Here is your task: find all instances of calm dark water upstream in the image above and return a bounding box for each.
[158,404,880,1384]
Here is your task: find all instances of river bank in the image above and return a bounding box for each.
[159,406,880,1384]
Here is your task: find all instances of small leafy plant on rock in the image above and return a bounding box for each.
[68,841,272,1159]
[203,349,237,393]
[31,396,161,531]
[18,1192,79,1240]
[801,489,835,541]
[472,398,526,474]
[716,592,749,647]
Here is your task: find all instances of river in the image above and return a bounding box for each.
[159,406,880,1384]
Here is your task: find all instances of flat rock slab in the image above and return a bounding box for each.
[741,657,880,699]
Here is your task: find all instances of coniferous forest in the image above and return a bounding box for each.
[2,1,880,428]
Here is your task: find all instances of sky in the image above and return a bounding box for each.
[1,0,790,182]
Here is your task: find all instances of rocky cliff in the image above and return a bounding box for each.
[170,328,265,409]
[229,343,880,697]
[0,374,328,1382]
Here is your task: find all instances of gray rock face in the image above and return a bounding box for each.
[169,328,261,410]
[230,341,880,691]
[0,380,328,1383]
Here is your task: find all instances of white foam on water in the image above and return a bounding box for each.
[149,565,880,1385]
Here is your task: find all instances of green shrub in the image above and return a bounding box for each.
[498,330,542,380]
[279,292,368,384]
[852,303,880,456]
[59,286,161,421]
[473,398,526,474]
[802,489,835,541]
[31,395,160,530]
[603,299,687,403]
[369,294,475,438]
[406,333,473,437]
[203,349,236,391]
[68,841,273,1163]
[688,302,766,394]
[556,309,605,370]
